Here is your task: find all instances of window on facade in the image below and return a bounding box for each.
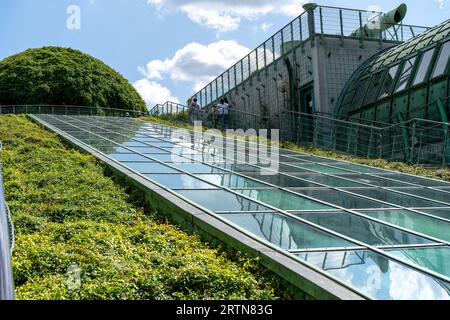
[432,41,450,78]
[394,56,417,93]
[412,49,436,86]
[363,71,385,106]
[349,77,371,111]
[379,64,400,99]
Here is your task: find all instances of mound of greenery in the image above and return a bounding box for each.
[0,47,146,112]
[0,115,281,300]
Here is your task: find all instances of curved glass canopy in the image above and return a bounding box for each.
[337,19,450,123]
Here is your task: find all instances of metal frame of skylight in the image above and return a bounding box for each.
[85,116,450,231]
[30,115,450,303]
[35,114,450,287]
[104,116,450,225]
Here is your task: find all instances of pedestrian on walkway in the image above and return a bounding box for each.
[216,98,230,128]
[189,98,201,123]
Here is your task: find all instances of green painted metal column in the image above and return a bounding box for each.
[396,113,411,163]
[437,99,449,166]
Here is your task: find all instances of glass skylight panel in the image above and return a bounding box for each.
[360,210,450,241]
[144,174,217,190]
[177,190,272,212]
[219,212,355,250]
[32,115,450,300]
[294,250,450,300]
[297,211,433,246]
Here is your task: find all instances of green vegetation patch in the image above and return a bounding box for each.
[0,47,146,112]
[0,115,280,300]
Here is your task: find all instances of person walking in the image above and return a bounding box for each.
[189,98,201,123]
[216,98,229,129]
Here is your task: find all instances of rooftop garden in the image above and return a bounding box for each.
[0,115,283,300]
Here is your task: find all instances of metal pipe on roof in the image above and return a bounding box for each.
[352,3,408,38]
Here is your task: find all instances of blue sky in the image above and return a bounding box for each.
[1,0,449,108]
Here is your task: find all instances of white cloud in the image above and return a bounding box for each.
[438,0,449,9]
[260,22,272,32]
[139,40,251,92]
[367,5,381,12]
[147,0,306,32]
[133,79,179,107]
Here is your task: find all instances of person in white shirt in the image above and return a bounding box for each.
[216,98,230,128]
[189,98,201,122]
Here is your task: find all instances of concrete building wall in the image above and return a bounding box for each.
[312,37,397,114]
[221,36,397,126]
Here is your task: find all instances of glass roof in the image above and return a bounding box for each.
[32,114,450,300]
[368,19,450,73]
[336,18,450,117]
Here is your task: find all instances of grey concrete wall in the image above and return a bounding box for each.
[218,36,398,123]
[313,37,396,114]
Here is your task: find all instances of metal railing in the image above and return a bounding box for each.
[149,101,189,116]
[149,100,450,167]
[189,4,429,109]
[0,141,15,300]
[0,105,149,118]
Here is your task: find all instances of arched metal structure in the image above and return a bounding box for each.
[336,19,450,124]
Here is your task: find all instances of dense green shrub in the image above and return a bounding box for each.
[0,47,146,112]
[157,111,190,123]
[0,115,280,300]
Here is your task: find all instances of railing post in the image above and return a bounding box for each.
[443,125,449,167]
[391,133,396,161]
[303,3,317,47]
[359,11,364,48]
[319,7,324,40]
[379,130,383,159]
[346,125,352,153]
[367,126,373,158]
[410,120,416,164]
[313,115,318,147]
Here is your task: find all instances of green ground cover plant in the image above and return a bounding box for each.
[0,115,282,300]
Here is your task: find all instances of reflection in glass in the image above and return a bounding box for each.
[298,212,432,246]
[290,189,391,209]
[412,49,435,86]
[432,41,450,78]
[387,246,450,278]
[295,250,450,300]
[220,213,354,250]
[235,189,334,211]
[145,174,216,189]
[379,64,400,99]
[390,188,450,205]
[363,71,385,106]
[177,190,271,212]
[351,189,444,208]
[420,209,450,220]
[197,174,268,189]
[394,56,417,93]
[362,210,450,242]
[121,161,178,174]
[373,174,450,187]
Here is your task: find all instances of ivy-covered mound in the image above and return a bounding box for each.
[0,115,281,300]
[0,47,146,112]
